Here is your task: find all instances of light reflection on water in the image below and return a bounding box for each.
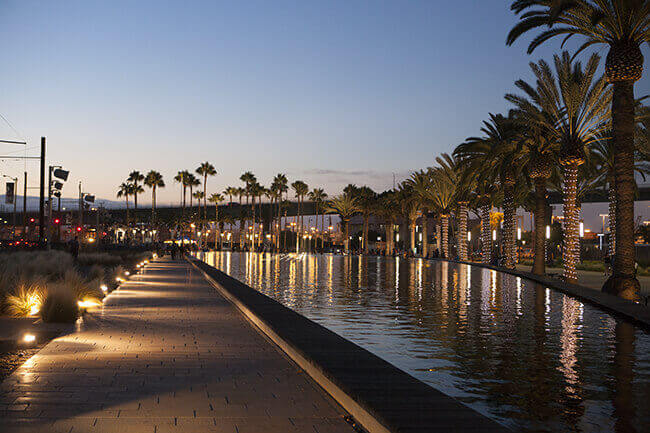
[195,251,650,432]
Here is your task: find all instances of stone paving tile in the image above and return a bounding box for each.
[0,259,355,432]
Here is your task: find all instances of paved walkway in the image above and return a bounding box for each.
[515,264,650,296]
[0,259,355,433]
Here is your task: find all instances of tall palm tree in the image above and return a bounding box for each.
[144,171,165,224]
[117,182,133,225]
[429,154,459,259]
[507,0,650,297]
[235,186,246,248]
[291,180,309,252]
[456,113,521,268]
[208,193,224,249]
[353,186,376,254]
[308,188,328,249]
[239,172,256,247]
[326,192,360,253]
[196,162,217,228]
[506,52,611,284]
[407,170,434,257]
[397,183,421,255]
[127,171,144,209]
[249,181,264,249]
[272,174,288,249]
[187,174,200,210]
[376,190,400,255]
[174,171,186,211]
[223,186,238,205]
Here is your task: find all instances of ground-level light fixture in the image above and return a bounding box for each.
[545,225,551,239]
[467,231,471,241]
[517,227,521,240]
[579,222,584,238]
[492,230,497,241]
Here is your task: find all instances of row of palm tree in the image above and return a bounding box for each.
[117,170,165,223]
[504,0,649,301]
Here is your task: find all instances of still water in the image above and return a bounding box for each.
[194,251,649,432]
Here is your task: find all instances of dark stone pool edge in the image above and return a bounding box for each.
[188,257,509,433]
[431,258,650,330]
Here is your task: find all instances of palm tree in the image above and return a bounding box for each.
[356,186,377,254]
[239,172,256,247]
[144,171,165,224]
[407,170,434,257]
[196,162,217,228]
[208,193,224,249]
[235,186,246,248]
[308,188,328,249]
[117,182,133,224]
[190,175,201,209]
[430,154,459,259]
[174,171,187,212]
[456,113,520,268]
[291,180,309,252]
[507,0,650,297]
[376,191,400,255]
[397,183,421,255]
[506,52,611,284]
[272,174,288,249]
[127,171,144,209]
[249,181,264,249]
[326,192,360,253]
[224,186,238,205]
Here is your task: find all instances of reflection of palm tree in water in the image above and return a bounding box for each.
[558,297,585,424]
[612,320,636,433]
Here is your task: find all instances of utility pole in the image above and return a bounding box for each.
[39,137,45,243]
[23,171,27,238]
[78,181,83,232]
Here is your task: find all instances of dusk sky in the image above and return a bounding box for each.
[1,1,648,211]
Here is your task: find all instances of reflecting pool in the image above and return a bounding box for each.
[194,251,650,432]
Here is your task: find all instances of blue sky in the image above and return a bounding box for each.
[0,0,648,208]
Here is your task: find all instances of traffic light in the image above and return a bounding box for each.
[29,218,35,223]
[54,219,60,224]
[76,226,82,232]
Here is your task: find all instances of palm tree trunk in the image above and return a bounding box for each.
[362,214,369,254]
[563,164,579,283]
[151,188,155,224]
[533,178,547,276]
[480,201,491,264]
[409,220,416,254]
[604,81,640,299]
[298,198,303,252]
[385,222,392,255]
[442,215,449,258]
[421,210,428,258]
[250,197,255,250]
[458,202,468,261]
[344,219,350,253]
[608,178,616,257]
[503,183,516,269]
[215,204,219,250]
